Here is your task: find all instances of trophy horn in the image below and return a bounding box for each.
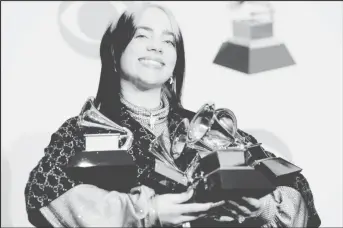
[214,108,238,138]
[78,97,133,150]
[171,118,190,159]
[187,103,236,153]
[149,133,180,171]
[214,107,270,163]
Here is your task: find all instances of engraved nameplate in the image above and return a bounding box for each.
[84,133,120,152]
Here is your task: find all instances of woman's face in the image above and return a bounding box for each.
[119,7,177,90]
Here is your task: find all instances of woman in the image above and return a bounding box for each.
[24,2,321,227]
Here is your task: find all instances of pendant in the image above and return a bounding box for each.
[150,115,156,130]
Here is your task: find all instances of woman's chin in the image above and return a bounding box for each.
[138,78,168,89]
[135,81,165,91]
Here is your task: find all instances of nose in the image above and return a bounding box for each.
[147,40,163,54]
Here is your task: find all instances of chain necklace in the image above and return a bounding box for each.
[120,92,169,131]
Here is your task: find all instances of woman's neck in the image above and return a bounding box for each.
[120,79,162,110]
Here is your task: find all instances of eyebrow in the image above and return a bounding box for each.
[136,26,175,38]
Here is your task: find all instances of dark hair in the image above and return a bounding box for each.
[95,3,186,121]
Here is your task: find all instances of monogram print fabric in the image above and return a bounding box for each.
[25,117,84,211]
[24,102,320,227]
[24,104,184,212]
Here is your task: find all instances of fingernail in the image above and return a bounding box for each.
[242,197,249,201]
[187,188,194,194]
[211,200,225,208]
[198,213,207,218]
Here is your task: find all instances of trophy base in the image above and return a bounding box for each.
[67,150,135,168]
[66,165,137,192]
[213,38,295,74]
[193,166,276,203]
[66,150,137,192]
[254,157,303,180]
[197,150,247,177]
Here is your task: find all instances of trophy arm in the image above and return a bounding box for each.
[119,127,134,150]
[79,120,127,134]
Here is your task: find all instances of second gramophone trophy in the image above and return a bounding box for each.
[171,103,276,202]
[158,102,303,203]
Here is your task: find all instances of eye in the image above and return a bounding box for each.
[164,40,176,47]
[135,34,148,39]
[58,1,129,58]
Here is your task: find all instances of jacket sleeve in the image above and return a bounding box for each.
[254,186,308,227]
[24,117,161,227]
[25,117,85,226]
[39,184,158,227]
[238,129,321,227]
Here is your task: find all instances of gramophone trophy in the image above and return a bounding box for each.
[146,124,197,194]
[66,97,136,192]
[214,1,295,74]
[169,102,302,203]
[144,103,264,201]
[79,97,133,148]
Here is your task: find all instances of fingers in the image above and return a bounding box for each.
[241,197,261,211]
[211,200,226,208]
[223,206,239,219]
[169,189,194,204]
[222,207,246,224]
[179,214,207,223]
[226,200,252,217]
[218,216,235,222]
[179,199,226,217]
[179,202,213,214]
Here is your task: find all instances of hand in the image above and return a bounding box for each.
[151,188,222,227]
[219,197,264,224]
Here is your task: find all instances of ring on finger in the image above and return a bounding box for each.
[182,222,191,227]
[238,215,246,224]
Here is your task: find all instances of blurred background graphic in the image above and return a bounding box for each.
[1,1,342,227]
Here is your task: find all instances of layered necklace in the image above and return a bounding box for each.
[119,91,170,135]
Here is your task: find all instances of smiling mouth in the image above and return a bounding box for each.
[139,58,165,69]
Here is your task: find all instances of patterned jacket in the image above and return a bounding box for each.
[24,102,321,227]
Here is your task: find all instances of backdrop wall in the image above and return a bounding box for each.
[2,1,342,227]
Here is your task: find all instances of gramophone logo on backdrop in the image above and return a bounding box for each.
[214,1,295,74]
[58,1,134,59]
